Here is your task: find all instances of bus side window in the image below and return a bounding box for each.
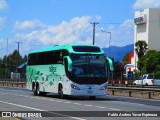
[28,53,38,65]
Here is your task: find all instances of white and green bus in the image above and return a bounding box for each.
[26,44,113,99]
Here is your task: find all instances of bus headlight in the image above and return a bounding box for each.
[71,84,80,90]
[100,85,107,90]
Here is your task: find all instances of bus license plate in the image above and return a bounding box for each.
[87,90,93,94]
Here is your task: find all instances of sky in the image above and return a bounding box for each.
[0,0,160,58]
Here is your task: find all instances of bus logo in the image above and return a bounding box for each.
[49,66,56,73]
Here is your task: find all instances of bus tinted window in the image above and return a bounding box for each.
[72,46,101,52]
[28,50,69,65]
[28,54,38,65]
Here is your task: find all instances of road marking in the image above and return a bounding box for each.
[71,117,86,120]
[95,106,106,109]
[84,104,93,107]
[108,108,120,111]
[64,101,71,104]
[73,103,82,105]
[55,100,63,103]
[0,100,45,111]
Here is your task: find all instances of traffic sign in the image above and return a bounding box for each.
[127,71,133,80]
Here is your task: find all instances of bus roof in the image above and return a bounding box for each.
[28,44,105,54]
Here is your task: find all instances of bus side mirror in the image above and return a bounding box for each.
[106,57,114,71]
[64,56,72,72]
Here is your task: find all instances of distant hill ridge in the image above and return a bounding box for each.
[102,44,134,62]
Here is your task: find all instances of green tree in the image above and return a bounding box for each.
[145,50,160,74]
[0,59,5,77]
[135,40,148,59]
[137,50,160,75]
[0,50,27,78]
[122,52,129,66]
[7,50,22,72]
[137,54,147,74]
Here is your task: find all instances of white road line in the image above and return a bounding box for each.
[84,104,93,107]
[0,100,45,111]
[71,117,86,120]
[55,100,63,103]
[73,103,82,105]
[95,106,106,109]
[108,108,120,111]
[64,101,71,104]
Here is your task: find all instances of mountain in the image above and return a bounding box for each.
[102,44,134,62]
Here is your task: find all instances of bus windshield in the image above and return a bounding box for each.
[71,54,106,78]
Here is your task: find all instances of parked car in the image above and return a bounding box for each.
[133,75,144,85]
[133,74,160,86]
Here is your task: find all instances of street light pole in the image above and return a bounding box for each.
[101,30,111,57]
[101,30,112,82]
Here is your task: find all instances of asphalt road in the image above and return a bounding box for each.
[0,86,160,120]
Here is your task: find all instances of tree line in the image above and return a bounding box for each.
[0,50,27,78]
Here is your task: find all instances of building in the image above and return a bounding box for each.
[133,8,160,70]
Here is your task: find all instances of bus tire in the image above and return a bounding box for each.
[58,84,65,99]
[34,83,41,96]
[89,96,96,100]
[33,85,37,96]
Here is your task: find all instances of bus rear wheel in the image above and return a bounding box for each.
[33,84,40,96]
[58,84,65,99]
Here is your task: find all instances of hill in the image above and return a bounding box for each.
[102,44,134,62]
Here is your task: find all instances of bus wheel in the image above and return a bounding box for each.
[89,96,96,100]
[34,84,40,96]
[33,85,37,96]
[58,84,64,99]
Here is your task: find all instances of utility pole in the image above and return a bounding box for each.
[16,41,22,71]
[90,22,99,45]
[16,41,22,54]
[5,38,8,78]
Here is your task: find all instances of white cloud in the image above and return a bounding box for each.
[132,0,160,10]
[0,0,8,12]
[14,19,46,31]
[15,16,94,46]
[14,17,134,57]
